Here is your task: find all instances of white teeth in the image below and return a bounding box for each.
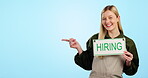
[107,24,112,26]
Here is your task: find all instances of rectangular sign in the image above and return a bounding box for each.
[93,38,126,56]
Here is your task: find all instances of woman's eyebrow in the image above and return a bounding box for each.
[102,15,113,18]
[108,15,113,17]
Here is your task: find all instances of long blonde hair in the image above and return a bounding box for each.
[99,5,123,39]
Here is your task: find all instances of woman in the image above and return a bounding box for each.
[62,5,139,78]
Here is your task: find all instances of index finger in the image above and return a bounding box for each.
[61,39,70,42]
[124,51,133,57]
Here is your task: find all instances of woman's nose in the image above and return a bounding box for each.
[105,18,110,23]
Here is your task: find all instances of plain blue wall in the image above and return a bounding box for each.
[0,0,147,78]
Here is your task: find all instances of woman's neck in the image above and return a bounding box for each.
[108,29,120,38]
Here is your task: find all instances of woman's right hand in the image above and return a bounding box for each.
[62,38,83,54]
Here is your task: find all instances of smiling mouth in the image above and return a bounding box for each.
[106,24,112,27]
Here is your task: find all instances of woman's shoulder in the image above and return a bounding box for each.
[124,35,135,44]
[90,33,99,40]
[86,33,99,47]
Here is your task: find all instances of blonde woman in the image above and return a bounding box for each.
[62,5,139,78]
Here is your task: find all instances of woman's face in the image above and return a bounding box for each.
[102,10,119,31]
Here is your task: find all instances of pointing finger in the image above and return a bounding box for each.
[61,39,70,42]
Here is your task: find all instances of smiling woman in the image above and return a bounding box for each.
[62,5,139,78]
[2,0,148,78]
[99,5,122,39]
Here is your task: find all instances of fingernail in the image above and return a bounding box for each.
[124,51,127,53]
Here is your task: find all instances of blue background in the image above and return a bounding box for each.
[0,0,147,78]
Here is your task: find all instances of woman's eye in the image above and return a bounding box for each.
[102,18,106,20]
[109,17,112,19]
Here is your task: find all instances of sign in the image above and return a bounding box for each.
[93,38,126,56]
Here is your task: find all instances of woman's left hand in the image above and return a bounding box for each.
[123,51,133,66]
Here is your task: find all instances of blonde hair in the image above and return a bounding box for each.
[99,5,123,39]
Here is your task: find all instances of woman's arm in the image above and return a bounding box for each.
[62,38,83,54]
[62,38,93,70]
[74,38,94,70]
[123,39,139,75]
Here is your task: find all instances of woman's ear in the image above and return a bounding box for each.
[117,16,120,22]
